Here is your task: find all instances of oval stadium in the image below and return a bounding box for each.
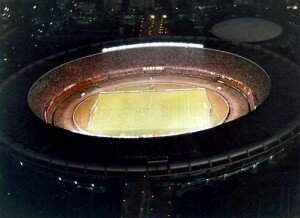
[211,18,283,43]
[0,37,299,182]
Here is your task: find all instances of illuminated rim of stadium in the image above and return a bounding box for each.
[101,42,204,53]
[27,41,272,139]
[101,42,269,84]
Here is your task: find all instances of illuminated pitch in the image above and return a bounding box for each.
[74,86,229,138]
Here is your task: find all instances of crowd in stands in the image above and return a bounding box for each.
[28,45,271,120]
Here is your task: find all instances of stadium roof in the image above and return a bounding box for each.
[212,18,283,42]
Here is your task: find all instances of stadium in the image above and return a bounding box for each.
[28,42,269,138]
[0,37,299,183]
[212,18,283,43]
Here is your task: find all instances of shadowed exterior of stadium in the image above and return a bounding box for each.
[0,37,299,183]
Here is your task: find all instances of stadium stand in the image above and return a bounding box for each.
[0,37,299,181]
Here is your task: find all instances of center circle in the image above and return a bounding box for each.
[73,82,229,138]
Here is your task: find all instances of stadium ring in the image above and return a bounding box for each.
[28,41,270,138]
[0,36,299,182]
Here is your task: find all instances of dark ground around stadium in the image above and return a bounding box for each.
[0,144,299,217]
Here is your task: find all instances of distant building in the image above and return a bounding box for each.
[102,0,154,11]
[171,0,181,9]
[103,0,122,11]
[233,0,289,6]
[131,0,155,10]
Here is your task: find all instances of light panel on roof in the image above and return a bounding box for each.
[101,42,204,53]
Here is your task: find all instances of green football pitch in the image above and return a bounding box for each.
[86,88,213,137]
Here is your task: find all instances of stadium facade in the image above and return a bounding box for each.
[0,37,299,185]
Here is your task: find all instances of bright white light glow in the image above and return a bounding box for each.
[102,42,204,53]
[143,66,164,71]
